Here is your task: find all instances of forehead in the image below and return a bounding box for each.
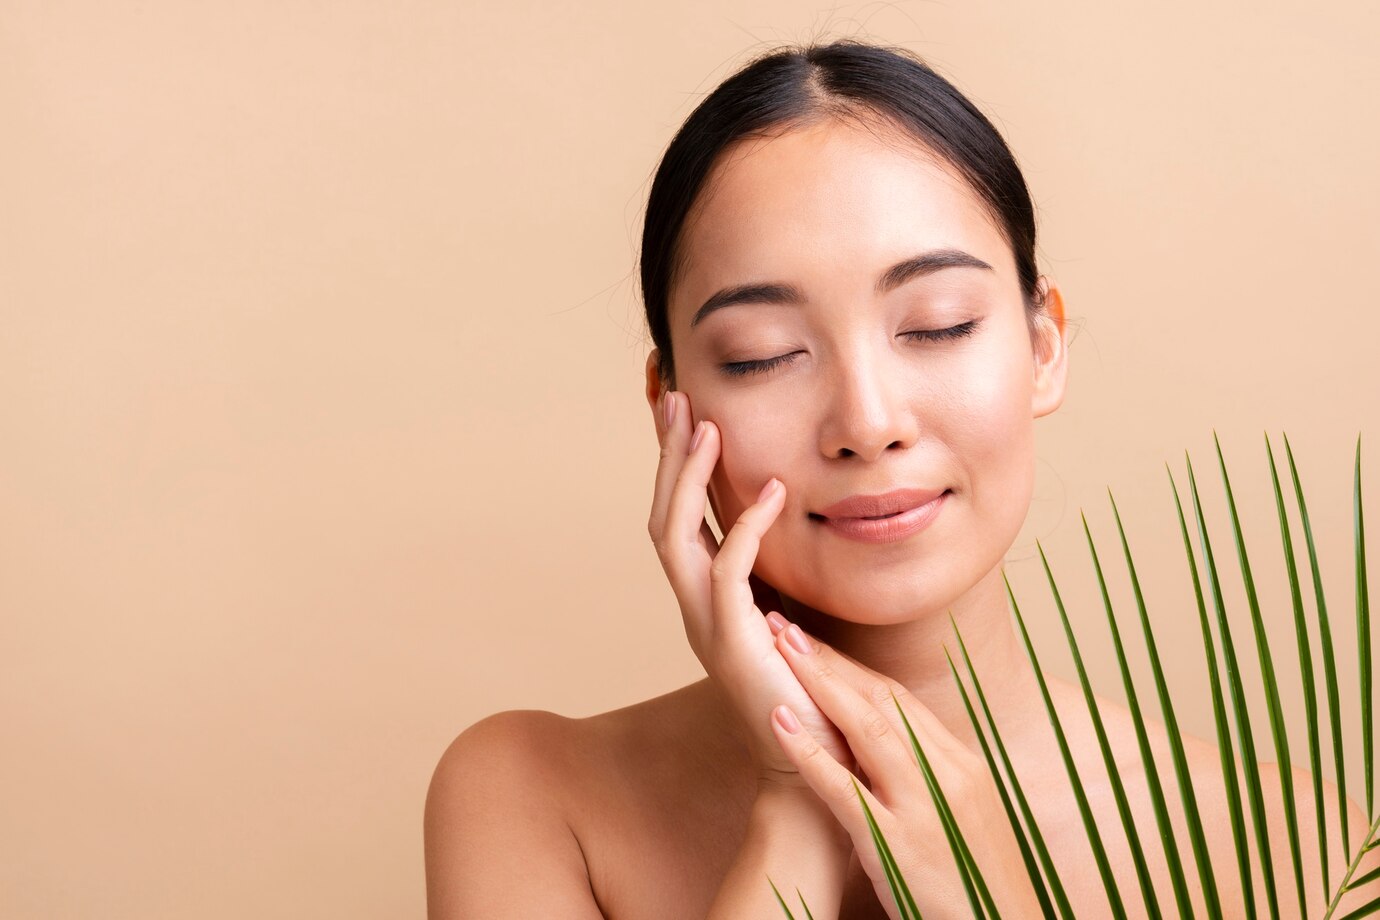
[671,119,1011,325]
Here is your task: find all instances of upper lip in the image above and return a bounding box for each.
[815,487,949,520]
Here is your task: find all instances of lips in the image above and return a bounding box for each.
[814,487,950,520]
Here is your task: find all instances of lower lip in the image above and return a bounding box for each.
[817,491,950,544]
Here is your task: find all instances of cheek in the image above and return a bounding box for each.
[948,342,1038,529]
[704,406,797,534]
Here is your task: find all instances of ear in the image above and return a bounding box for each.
[645,348,667,428]
[1031,276,1069,419]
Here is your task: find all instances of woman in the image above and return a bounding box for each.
[425,39,1374,919]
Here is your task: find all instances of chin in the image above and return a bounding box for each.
[766,559,960,625]
[764,530,1004,625]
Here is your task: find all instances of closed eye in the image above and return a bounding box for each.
[720,351,805,378]
[902,318,981,343]
[719,319,982,378]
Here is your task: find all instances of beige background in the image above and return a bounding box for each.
[2,0,1377,916]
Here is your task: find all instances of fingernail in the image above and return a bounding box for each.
[756,478,778,503]
[663,391,676,430]
[765,611,787,634]
[689,420,705,453]
[785,623,811,655]
[774,705,801,734]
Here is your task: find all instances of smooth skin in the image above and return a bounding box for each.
[424,117,1380,918]
[763,614,1044,917]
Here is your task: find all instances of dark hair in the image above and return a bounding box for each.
[639,39,1047,387]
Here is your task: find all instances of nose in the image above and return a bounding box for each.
[816,346,920,462]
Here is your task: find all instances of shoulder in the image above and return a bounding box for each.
[425,709,586,835]
[424,710,602,918]
[1254,759,1380,912]
[1178,748,1380,911]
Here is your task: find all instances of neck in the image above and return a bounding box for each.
[775,562,1046,755]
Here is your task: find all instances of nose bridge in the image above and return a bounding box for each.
[818,335,917,461]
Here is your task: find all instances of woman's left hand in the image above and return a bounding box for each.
[764,613,1043,920]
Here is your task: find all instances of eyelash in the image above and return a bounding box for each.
[719,319,982,378]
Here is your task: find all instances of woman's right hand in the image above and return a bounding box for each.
[648,389,858,792]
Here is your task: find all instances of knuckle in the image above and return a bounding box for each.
[861,707,892,742]
[707,555,734,584]
[673,463,699,493]
[876,680,916,717]
[867,679,895,707]
[797,736,828,768]
[650,534,671,563]
[808,656,836,684]
[829,769,861,806]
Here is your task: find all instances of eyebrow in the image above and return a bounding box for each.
[689,247,995,328]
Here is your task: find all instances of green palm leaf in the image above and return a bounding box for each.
[1167,460,1243,916]
[1214,431,1306,917]
[765,877,813,920]
[1185,447,1277,914]
[1280,427,1346,866]
[1356,433,1372,822]
[889,689,996,918]
[1079,504,1189,916]
[949,640,1054,920]
[1036,535,1161,914]
[1007,567,1129,917]
[949,623,1076,915]
[1108,486,1223,916]
[1331,816,1380,919]
[1275,430,1341,893]
[854,772,924,920]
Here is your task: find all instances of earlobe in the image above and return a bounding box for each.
[1032,279,1070,419]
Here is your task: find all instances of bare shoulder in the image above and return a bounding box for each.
[426,708,581,806]
[1168,737,1380,914]
[424,709,605,919]
[423,683,749,919]
[1253,758,1380,915]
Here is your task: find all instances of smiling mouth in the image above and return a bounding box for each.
[809,510,910,521]
[808,490,951,522]
[805,489,952,544]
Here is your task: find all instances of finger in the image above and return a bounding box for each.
[783,623,964,761]
[648,391,692,548]
[659,412,726,620]
[649,394,718,589]
[707,474,787,642]
[769,703,897,868]
[773,624,920,806]
[654,391,720,557]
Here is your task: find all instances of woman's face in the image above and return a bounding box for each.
[650,117,1068,623]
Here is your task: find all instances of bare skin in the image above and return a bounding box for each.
[424,115,1380,917]
[552,675,1378,919]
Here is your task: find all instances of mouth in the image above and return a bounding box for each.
[808,509,919,521]
[808,489,952,544]
[810,487,952,522]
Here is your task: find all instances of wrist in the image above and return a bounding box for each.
[753,776,854,853]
